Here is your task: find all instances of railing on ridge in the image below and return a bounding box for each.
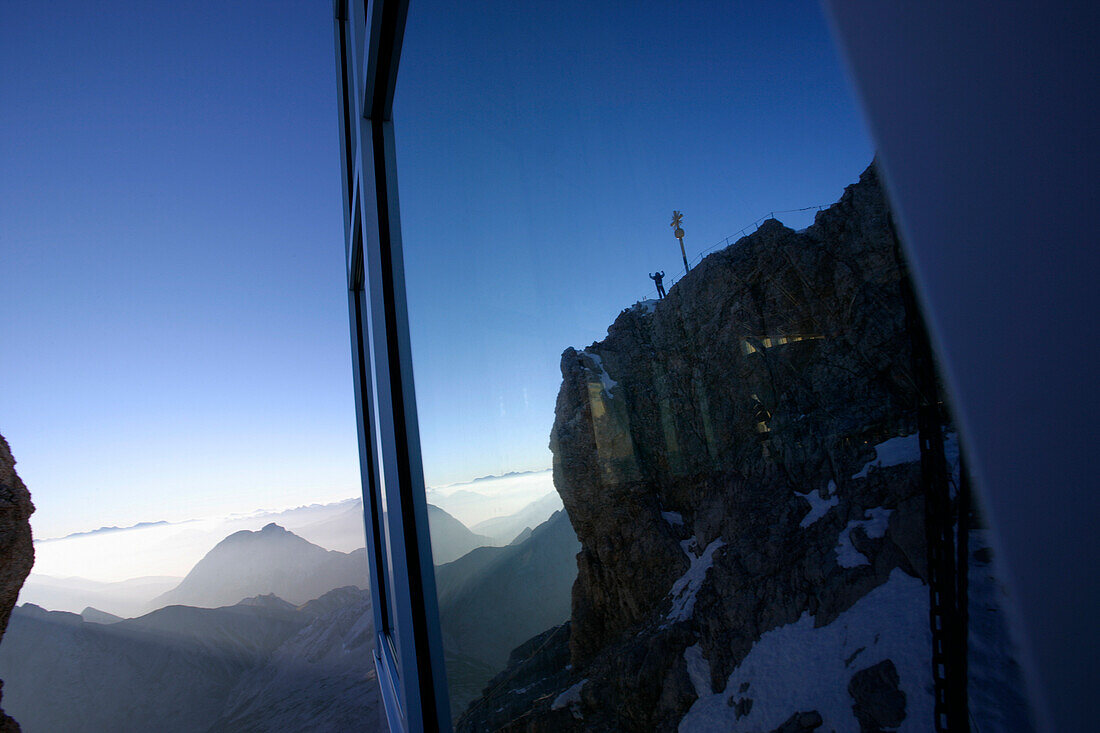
[624,203,830,316]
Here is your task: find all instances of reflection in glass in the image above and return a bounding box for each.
[396,3,1035,731]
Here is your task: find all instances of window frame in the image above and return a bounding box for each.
[333,1,451,730]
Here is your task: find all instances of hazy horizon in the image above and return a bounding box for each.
[26,469,556,584]
[31,466,554,542]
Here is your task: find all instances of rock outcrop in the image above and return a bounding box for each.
[0,435,34,732]
[459,164,947,731]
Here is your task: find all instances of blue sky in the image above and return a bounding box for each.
[1,0,872,538]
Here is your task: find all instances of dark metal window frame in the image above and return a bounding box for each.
[333,1,450,730]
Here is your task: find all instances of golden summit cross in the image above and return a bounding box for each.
[671,210,689,272]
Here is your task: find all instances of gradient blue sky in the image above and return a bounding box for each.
[1,0,872,538]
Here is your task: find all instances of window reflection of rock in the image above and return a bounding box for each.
[741,333,824,355]
[459,164,1030,733]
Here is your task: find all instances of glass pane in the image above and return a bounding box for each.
[396,2,1036,731]
[0,4,384,730]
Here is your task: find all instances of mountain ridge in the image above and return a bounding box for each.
[0,587,382,732]
[149,523,368,611]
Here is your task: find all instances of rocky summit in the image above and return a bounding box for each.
[459,163,972,731]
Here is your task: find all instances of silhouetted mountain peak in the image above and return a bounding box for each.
[149,525,367,610]
[80,607,123,625]
[298,586,370,619]
[236,594,297,613]
[509,527,534,545]
[221,523,301,545]
[425,504,495,564]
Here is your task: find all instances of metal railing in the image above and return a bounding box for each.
[628,203,829,312]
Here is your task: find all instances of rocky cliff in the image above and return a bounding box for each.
[459,164,951,731]
[0,435,34,733]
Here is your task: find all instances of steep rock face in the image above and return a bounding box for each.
[0,435,34,733]
[552,164,918,670]
[460,164,941,732]
[558,163,921,660]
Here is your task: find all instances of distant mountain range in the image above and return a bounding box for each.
[32,472,559,588]
[209,587,384,732]
[142,510,497,613]
[35,520,176,543]
[36,470,552,546]
[149,523,368,610]
[426,469,557,528]
[27,507,495,618]
[0,588,382,732]
[427,505,495,563]
[471,491,563,544]
[436,509,580,719]
[468,469,546,483]
[288,500,495,563]
[19,575,182,619]
[80,607,123,625]
[438,509,578,668]
[7,497,579,729]
[283,500,367,553]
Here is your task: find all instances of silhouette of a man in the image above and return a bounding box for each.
[649,271,666,299]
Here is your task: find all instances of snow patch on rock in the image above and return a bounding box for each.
[583,352,619,398]
[836,507,893,568]
[666,537,725,624]
[796,480,838,528]
[678,568,932,732]
[852,435,921,479]
[551,679,587,719]
[684,644,712,698]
